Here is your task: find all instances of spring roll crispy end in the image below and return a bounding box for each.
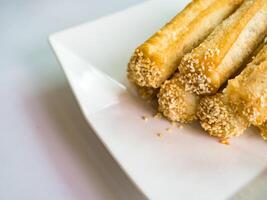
[197,94,249,138]
[158,75,199,123]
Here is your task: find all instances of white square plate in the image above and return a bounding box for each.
[49,0,267,199]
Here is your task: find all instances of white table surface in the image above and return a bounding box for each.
[1,1,147,199]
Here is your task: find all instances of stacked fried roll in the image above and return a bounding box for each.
[158,0,267,123]
[197,93,250,138]
[198,43,267,140]
[158,74,199,122]
[128,0,243,89]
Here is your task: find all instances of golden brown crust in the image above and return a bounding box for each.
[128,0,243,88]
[158,74,199,123]
[197,93,249,138]
[226,44,267,125]
[179,0,267,95]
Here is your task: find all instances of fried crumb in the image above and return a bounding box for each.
[156,133,163,138]
[166,128,172,132]
[142,115,148,121]
[153,113,162,119]
[219,138,230,145]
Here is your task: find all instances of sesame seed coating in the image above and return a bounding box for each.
[158,74,199,123]
[179,47,218,95]
[128,49,163,88]
[197,93,249,138]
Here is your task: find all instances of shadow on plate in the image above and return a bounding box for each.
[24,45,147,199]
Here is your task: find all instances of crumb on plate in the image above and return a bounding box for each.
[142,115,148,121]
[156,133,163,138]
[219,138,230,145]
[166,128,172,132]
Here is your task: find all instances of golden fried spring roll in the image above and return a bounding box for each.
[158,37,267,123]
[158,74,199,122]
[198,43,267,139]
[226,44,267,125]
[197,93,249,138]
[128,0,243,88]
[179,0,267,95]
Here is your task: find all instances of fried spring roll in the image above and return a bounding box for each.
[158,74,199,122]
[158,37,267,123]
[179,0,267,95]
[198,43,267,139]
[197,93,249,138]
[128,0,243,88]
[226,44,267,125]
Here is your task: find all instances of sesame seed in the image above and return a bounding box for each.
[166,128,172,132]
[142,116,148,121]
[219,138,230,145]
[156,133,163,138]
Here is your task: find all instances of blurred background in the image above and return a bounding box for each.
[0,1,147,199]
